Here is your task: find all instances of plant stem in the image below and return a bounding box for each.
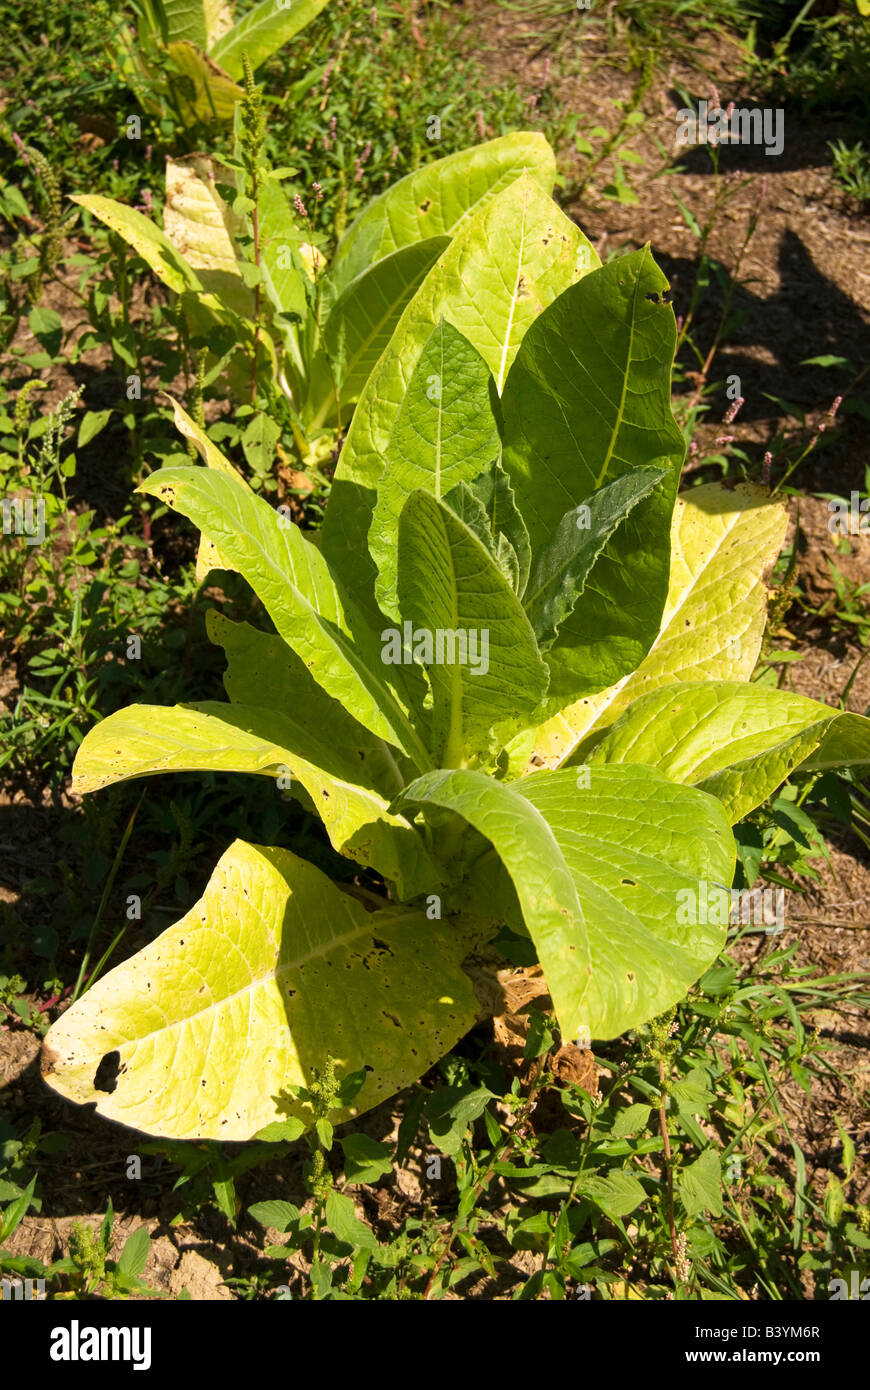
[71,794,142,1001]
[658,1057,680,1278]
[249,182,261,405]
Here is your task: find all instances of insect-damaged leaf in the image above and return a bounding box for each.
[41,841,482,1140]
[589,680,870,824]
[530,482,790,768]
[400,765,734,1041]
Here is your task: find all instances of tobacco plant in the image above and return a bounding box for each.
[73,131,554,467]
[42,149,870,1140]
[114,0,331,127]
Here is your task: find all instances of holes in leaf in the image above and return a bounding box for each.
[93,1050,122,1094]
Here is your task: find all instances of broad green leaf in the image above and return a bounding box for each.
[210,0,331,78]
[373,319,501,620]
[575,1170,647,1220]
[323,173,597,621]
[442,482,519,592]
[502,249,685,706]
[610,1102,652,1139]
[41,841,482,1140]
[207,604,428,784]
[206,609,407,785]
[523,465,667,652]
[164,395,251,581]
[517,767,734,1039]
[139,466,431,767]
[322,238,450,414]
[165,41,243,122]
[679,1149,723,1219]
[249,1198,302,1229]
[589,680,870,822]
[28,305,62,354]
[396,491,548,763]
[162,0,208,47]
[241,410,280,474]
[398,768,591,1039]
[78,409,112,448]
[252,1121,305,1146]
[401,764,734,1039]
[116,1226,150,1279]
[71,702,439,898]
[340,1133,393,1184]
[461,458,531,597]
[257,174,309,336]
[163,156,250,316]
[324,1190,376,1250]
[671,1066,715,1116]
[531,482,789,767]
[71,195,202,296]
[329,132,558,301]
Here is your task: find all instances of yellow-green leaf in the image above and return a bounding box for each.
[530,482,788,767]
[163,155,250,314]
[163,395,250,582]
[165,41,243,121]
[209,0,331,79]
[323,172,596,623]
[589,681,870,823]
[71,194,202,296]
[41,841,480,1139]
[329,132,558,301]
[71,702,438,897]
